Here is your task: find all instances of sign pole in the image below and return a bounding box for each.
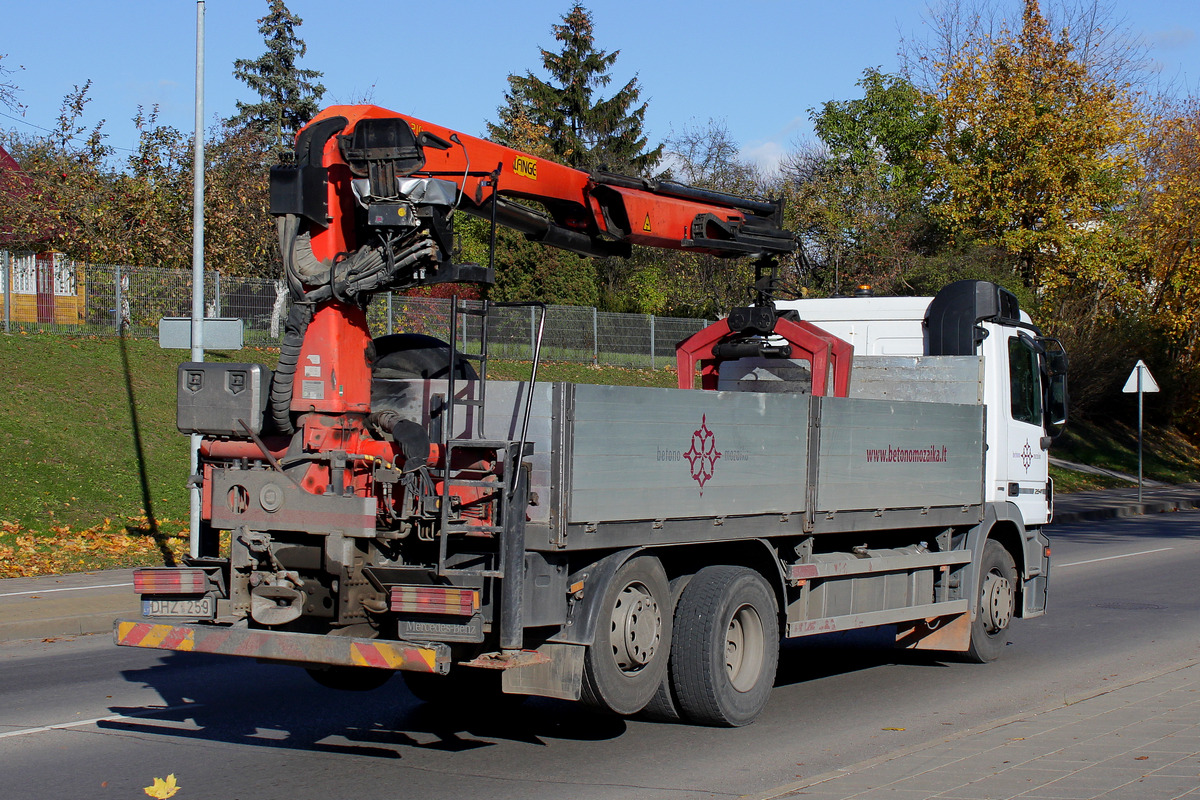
[1137,366,1143,502]
[1122,360,1158,503]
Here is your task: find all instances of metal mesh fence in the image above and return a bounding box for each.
[1,252,709,369]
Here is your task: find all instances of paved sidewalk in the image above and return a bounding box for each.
[750,660,1200,800]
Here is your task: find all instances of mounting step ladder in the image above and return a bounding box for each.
[436,298,545,580]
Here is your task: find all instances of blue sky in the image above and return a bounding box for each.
[1,1,1197,172]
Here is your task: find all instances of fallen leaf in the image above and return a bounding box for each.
[144,774,180,799]
[1135,756,1149,761]
[882,727,906,731]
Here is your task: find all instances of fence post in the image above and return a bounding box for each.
[649,314,656,370]
[529,305,536,360]
[592,306,598,366]
[2,250,10,334]
[113,264,123,332]
[213,270,221,317]
[387,292,393,335]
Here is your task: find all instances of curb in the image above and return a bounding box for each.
[0,570,136,644]
[1050,495,1200,526]
[0,610,130,642]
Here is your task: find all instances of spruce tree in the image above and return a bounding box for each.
[231,0,326,152]
[488,4,661,175]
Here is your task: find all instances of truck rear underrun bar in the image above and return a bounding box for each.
[114,620,450,674]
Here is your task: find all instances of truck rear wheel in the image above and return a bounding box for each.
[581,556,671,716]
[671,566,779,727]
[640,575,693,723]
[965,539,1018,663]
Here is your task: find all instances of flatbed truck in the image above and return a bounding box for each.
[115,105,1068,726]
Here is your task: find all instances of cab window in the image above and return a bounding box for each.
[1008,337,1042,425]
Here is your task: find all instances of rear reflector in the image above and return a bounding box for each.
[134,568,209,595]
[390,585,479,616]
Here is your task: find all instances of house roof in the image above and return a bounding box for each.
[0,142,45,246]
[0,142,19,173]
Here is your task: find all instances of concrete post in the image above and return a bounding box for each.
[650,314,656,370]
[113,265,123,332]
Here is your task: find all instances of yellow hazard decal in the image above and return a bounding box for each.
[513,156,538,180]
[643,213,652,233]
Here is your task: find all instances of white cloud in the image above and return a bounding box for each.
[742,140,787,176]
[1151,28,1196,50]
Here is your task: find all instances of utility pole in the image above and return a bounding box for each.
[189,0,206,557]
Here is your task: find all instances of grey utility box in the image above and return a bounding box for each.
[177,363,271,436]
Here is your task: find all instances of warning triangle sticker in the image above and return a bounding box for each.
[643,214,652,232]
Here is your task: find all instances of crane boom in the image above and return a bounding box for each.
[270,104,794,277]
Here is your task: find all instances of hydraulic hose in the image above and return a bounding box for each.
[269,300,314,435]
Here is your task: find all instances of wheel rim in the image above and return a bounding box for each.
[980,570,1013,634]
[610,581,662,674]
[726,603,766,693]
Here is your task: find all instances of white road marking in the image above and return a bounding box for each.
[0,582,132,599]
[1057,547,1174,568]
[0,704,199,740]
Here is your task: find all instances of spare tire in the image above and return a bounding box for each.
[372,333,479,380]
[371,333,477,416]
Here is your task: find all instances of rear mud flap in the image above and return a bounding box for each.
[501,642,585,700]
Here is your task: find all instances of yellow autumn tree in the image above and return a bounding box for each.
[923,0,1143,298]
[1135,97,1200,427]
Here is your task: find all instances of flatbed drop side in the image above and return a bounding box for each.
[115,105,1067,726]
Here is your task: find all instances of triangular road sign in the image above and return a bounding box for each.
[1122,360,1160,393]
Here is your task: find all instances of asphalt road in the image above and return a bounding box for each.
[2,511,1198,800]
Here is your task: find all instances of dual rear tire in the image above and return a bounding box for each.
[669,565,779,727]
[586,559,779,727]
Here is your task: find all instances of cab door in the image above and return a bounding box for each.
[1002,334,1050,524]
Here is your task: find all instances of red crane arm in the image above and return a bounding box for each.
[282,104,794,264]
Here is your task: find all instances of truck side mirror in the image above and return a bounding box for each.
[1038,337,1069,435]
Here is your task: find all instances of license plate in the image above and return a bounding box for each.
[142,596,216,619]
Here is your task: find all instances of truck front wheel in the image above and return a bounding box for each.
[581,556,671,715]
[965,539,1018,663]
[671,566,779,727]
